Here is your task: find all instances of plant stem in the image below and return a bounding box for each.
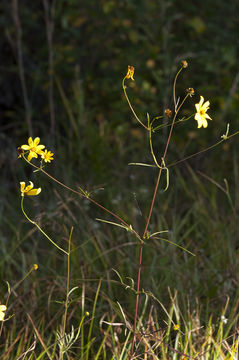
[122,77,149,130]
[130,85,189,358]
[21,196,69,255]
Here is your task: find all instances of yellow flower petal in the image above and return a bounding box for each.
[28,151,38,162]
[0,305,7,312]
[35,145,45,155]
[20,181,41,196]
[202,100,210,109]
[194,113,201,122]
[20,182,26,193]
[27,188,41,196]
[205,113,212,120]
[24,181,34,192]
[28,137,34,147]
[21,144,30,150]
[33,137,40,146]
[199,96,204,106]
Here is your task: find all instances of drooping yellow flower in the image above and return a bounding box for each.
[0,305,7,321]
[20,181,41,196]
[41,150,54,163]
[21,137,45,162]
[125,65,135,80]
[194,96,212,128]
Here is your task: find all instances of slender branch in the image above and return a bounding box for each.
[130,79,188,358]
[167,130,239,169]
[122,77,149,130]
[21,195,68,255]
[173,67,183,111]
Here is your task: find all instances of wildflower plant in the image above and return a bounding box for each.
[16,60,239,359]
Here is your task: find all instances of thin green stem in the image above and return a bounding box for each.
[22,155,141,242]
[173,66,184,111]
[149,125,161,168]
[122,77,149,130]
[167,130,239,169]
[21,195,68,256]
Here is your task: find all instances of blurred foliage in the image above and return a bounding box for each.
[1,0,239,159]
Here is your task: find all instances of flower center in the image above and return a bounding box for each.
[200,110,205,116]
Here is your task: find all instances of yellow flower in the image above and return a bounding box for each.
[33,264,38,270]
[125,65,135,80]
[20,181,41,196]
[194,96,212,128]
[41,150,54,163]
[21,137,45,162]
[173,324,180,331]
[0,305,7,321]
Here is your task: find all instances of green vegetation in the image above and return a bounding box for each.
[1,1,239,358]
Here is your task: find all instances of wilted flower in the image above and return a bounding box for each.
[41,150,54,163]
[0,305,7,321]
[187,88,195,97]
[125,65,135,80]
[20,181,41,196]
[21,137,45,162]
[194,96,212,128]
[164,108,172,117]
[181,60,188,68]
[17,147,24,158]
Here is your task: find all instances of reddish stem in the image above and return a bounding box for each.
[130,90,189,358]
